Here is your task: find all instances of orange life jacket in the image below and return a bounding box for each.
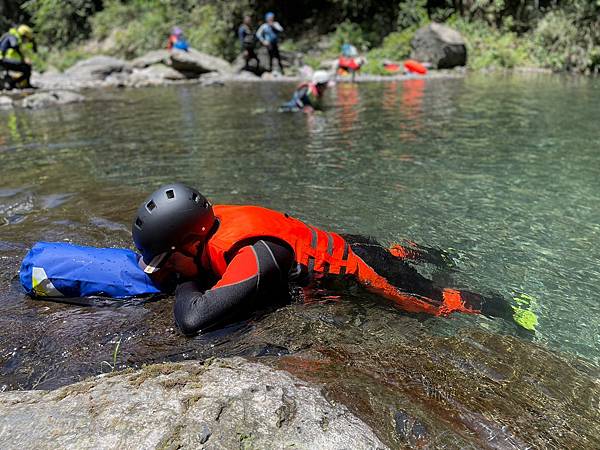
[201,205,475,316]
[203,205,352,278]
[338,56,362,71]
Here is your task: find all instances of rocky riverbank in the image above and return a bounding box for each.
[0,357,386,449]
[0,30,473,111]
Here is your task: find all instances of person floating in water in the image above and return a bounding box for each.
[166,27,189,51]
[238,15,259,71]
[132,183,537,335]
[279,70,331,113]
[256,12,284,74]
[0,24,36,89]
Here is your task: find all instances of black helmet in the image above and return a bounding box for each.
[132,183,214,272]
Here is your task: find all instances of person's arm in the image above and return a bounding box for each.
[174,239,292,335]
[256,24,268,46]
[273,22,284,33]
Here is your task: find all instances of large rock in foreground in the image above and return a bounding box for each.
[410,23,467,69]
[0,357,386,450]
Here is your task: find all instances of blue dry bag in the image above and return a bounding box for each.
[20,242,161,298]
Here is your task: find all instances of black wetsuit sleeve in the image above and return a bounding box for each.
[174,239,293,335]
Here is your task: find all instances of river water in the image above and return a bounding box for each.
[1,74,599,447]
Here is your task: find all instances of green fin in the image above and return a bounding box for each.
[511,293,539,332]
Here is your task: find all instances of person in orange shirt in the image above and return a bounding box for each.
[133,183,530,335]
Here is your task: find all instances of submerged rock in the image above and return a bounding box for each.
[21,90,85,109]
[0,95,13,109]
[411,23,467,69]
[246,301,600,449]
[0,357,386,449]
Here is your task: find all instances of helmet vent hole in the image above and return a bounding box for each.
[166,189,175,199]
[146,200,156,212]
[135,217,143,229]
[192,193,199,203]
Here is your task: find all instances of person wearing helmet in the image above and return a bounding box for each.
[133,183,525,336]
[0,24,36,89]
[255,12,284,74]
[166,26,189,51]
[279,70,331,113]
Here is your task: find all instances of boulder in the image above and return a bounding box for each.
[0,357,386,449]
[253,46,301,73]
[65,55,132,80]
[410,22,467,69]
[0,96,13,109]
[21,90,85,109]
[169,48,233,76]
[131,49,171,69]
[129,64,186,87]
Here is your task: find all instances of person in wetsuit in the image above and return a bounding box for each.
[0,25,35,89]
[280,70,330,112]
[256,12,284,74]
[132,183,531,336]
[238,15,259,70]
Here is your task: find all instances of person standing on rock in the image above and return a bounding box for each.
[238,15,259,70]
[167,27,189,52]
[256,12,284,74]
[0,24,36,89]
[131,183,537,335]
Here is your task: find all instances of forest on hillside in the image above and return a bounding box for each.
[1,0,599,73]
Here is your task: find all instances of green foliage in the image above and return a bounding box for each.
[365,27,417,69]
[53,48,92,70]
[185,4,238,61]
[90,0,246,60]
[8,0,600,73]
[327,20,370,56]
[23,0,99,46]
[397,0,428,29]
[449,16,536,69]
[532,4,600,72]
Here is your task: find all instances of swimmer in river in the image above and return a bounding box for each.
[132,183,538,335]
[279,70,331,113]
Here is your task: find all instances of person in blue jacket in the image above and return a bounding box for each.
[256,12,284,74]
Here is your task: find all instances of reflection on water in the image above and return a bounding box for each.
[1,75,599,446]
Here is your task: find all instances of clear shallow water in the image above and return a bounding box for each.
[0,74,599,446]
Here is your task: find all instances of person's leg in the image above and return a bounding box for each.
[343,234,513,319]
[267,45,274,72]
[273,44,284,74]
[2,59,31,86]
[249,48,259,67]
